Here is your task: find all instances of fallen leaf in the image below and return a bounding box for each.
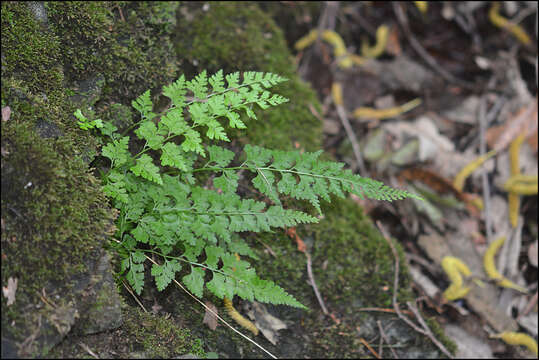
[286,227,306,253]
[2,277,18,306]
[385,25,401,56]
[203,301,218,330]
[245,301,287,345]
[488,101,537,152]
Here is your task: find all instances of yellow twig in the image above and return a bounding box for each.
[361,25,389,58]
[453,150,497,192]
[295,29,365,69]
[223,297,259,336]
[483,236,528,293]
[414,1,428,15]
[353,98,421,120]
[441,256,471,301]
[489,2,531,45]
[491,332,538,356]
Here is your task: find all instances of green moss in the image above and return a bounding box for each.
[49,304,206,358]
[425,317,457,356]
[1,2,63,94]
[0,120,112,352]
[45,1,178,104]
[175,2,323,151]
[121,306,205,358]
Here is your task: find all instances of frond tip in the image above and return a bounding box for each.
[241,145,422,213]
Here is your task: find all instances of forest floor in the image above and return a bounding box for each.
[278,2,537,358]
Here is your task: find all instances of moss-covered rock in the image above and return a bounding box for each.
[0,119,115,357]
[49,305,206,358]
[0,1,182,357]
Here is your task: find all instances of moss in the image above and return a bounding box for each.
[49,304,206,358]
[175,1,323,151]
[1,2,64,94]
[45,1,178,104]
[425,317,458,357]
[0,120,112,354]
[121,306,205,358]
[1,2,100,157]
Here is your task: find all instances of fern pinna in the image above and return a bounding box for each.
[76,70,420,309]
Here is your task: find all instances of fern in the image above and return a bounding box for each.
[77,70,420,310]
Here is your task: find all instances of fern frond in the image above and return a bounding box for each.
[162,75,187,109]
[205,251,306,308]
[186,70,208,99]
[242,145,421,213]
[79,69,420,312]
[132,90,156,120]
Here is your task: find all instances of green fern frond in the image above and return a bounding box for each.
[77,69,420,309]
[132,90,156,120]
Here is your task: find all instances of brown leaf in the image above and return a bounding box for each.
[487,101,538,152]
[2,277,18,306]
[286,227,306,253]
[203,301,218,330]
[385,25,402,56]
[246,301,287,345]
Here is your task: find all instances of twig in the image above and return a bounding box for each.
[478,96,493,243]
[306,252,329,315]
[377,320,384,358]
[360,337,381,359]
[122,279,148,313]
[335,100,368,175]
[393,2,475,90]
[517,291,538,320]
[377,222,426,335]
[406,301,453,358]
[376,221,454,359]
[315,1,340,51]
[357,307,413,316]
[377,320,398,359]
[78,342,99,359]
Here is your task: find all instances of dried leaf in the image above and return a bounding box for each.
[2,277,18,306]
[400,168,466,201]
[385,25,401,56]
[203,301,219,331]
[286,227,306,253]
[246,301,287,345]
[489,101,537,152]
